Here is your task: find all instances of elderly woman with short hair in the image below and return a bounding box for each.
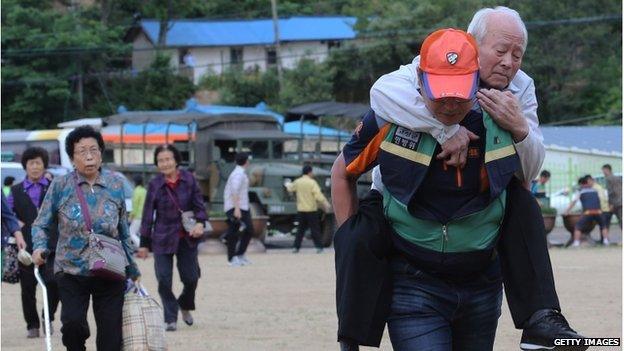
[137,144,207,332]
[7,146,60,338]
[32,125,140,351]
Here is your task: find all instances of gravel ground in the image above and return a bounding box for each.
[1,228,621,351]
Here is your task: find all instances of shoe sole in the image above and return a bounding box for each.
[520,342,589,351]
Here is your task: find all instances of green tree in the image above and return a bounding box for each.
[90,53,195,114]
[1,0,128,128]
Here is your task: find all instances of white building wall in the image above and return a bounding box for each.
[191,47,230,81]
[243,46,269,71]
[132,32,345,83]
[132,33,156,71]
[132,32,178,72]
[280,41,329,69]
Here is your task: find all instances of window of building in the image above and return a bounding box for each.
[230,47,243,65]
[328,40,341,50]
[266,48,277,65]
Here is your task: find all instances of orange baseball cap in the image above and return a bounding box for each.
[419,28,479,100]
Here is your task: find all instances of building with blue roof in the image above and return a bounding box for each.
[128,16,357,83]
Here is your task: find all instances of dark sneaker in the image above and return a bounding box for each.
[165,322,177,331]
[181,310,194,326]
[520,309,588,350]
[27,328,40,338]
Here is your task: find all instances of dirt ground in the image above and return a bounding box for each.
[1,243,621,350]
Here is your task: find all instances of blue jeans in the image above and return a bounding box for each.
[387,257,503,351]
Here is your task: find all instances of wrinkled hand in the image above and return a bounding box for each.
[13,231,27,251]
[136,247,149,259]
[476,89,528,142]
[234,208,242,219]
[190,223,204,238]
[32,249,46,266]
[436,126,479,168]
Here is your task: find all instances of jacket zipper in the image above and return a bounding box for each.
[441,225,448,252]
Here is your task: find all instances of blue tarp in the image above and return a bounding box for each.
[283,121,350,138]
[140,17,357,47]
[106,100,350,139]
[186,101,285,124]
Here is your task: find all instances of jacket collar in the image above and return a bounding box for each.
[155,169,191,188]
[74,170,107,188]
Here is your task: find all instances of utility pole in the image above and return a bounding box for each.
[270,0,283,91]
[71,0,83,112]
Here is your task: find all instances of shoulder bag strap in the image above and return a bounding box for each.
[72,172,93,233]
[164,185,183,214]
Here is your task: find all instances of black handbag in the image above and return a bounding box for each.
[2,238,20,284]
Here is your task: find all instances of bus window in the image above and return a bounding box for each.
[1,143,24,162]
[29,140,61,165]
[1,141,62,166]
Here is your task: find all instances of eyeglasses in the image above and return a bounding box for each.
[74,148,101,158]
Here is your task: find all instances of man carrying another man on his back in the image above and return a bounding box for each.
[334,6,587,351]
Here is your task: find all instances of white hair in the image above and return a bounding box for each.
[467,6,528,52]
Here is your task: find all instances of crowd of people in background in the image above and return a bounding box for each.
[532,164,622,248]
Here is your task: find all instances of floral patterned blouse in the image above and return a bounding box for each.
[32,170,139,279]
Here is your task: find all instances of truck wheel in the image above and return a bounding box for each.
[321,213,336,247]
[249,202,267,242]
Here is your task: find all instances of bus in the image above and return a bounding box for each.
[1,129,73,169]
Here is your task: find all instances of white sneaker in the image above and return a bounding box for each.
[572,240,581,247]
[228,256,242,267]
[238,255,251,265]
[603,238,610,246]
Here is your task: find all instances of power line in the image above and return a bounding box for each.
[544,113,622,126]
[1,37,417,86]
[2,13,620,58]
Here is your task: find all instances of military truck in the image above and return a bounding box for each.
[103,109,336,246]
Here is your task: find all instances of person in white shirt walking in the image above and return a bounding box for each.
[223,153,254,266]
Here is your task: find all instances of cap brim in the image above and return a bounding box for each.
[421,71,478,100]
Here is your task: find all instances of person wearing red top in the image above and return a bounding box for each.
[137,144,207,332]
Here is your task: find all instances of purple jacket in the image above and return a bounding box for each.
[139,170,208,254]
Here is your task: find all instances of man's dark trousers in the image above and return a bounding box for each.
[56,273,125,351]
[294,211,323,249]
[498,178,560,327]
[335,179,562,345]
[224,209,254,261]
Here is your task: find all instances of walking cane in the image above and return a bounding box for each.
[20,249,52,351]
[34,265,52,351]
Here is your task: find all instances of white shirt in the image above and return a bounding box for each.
[370,56,545,184]
[223,165,249,211]
[183,53,195,67]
